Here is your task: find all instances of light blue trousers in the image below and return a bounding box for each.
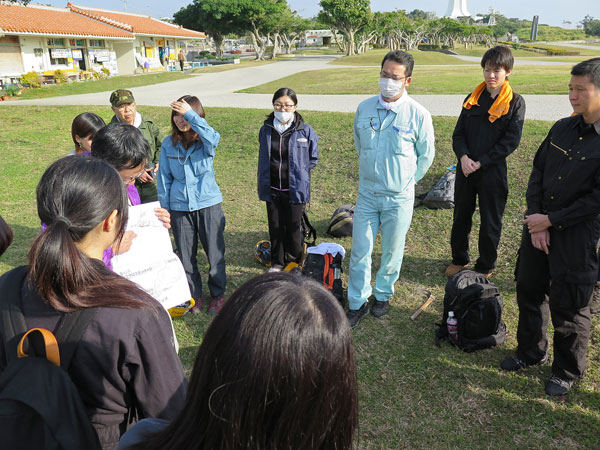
[347,188,414,310]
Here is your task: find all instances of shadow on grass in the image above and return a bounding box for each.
[351,301,600,448]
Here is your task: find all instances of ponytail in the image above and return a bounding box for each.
[29,156,154,312]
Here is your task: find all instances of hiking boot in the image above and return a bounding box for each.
[545,375,574,396]
[500,354,548,372]
[208,296,225,316]
[190,298,204,315]
[371,299,390,318]
[590,282,600,314]
[347,302,370,329]
[445,263,466,276]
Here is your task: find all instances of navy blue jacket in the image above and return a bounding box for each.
[258,115,319,204]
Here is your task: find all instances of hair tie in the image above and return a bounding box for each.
[54,216,73,229]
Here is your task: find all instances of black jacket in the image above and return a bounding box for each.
[0,276,187,450]
[526,114,600,230]
[453,90,526,168]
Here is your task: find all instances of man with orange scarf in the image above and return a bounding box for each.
[446,46,525,278]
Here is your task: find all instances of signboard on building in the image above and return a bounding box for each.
[50,48,72,58]
[72,49,83,60]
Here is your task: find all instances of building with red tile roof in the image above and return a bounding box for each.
[0,2,206,82]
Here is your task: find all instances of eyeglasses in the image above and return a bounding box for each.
[120,167,146,184]
[116,103,135,112]
[379,71,408,82]
[273,102,296,111]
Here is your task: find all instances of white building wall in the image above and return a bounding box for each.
[18,36,45,73]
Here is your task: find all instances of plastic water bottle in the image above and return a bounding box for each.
[447,311,458,343]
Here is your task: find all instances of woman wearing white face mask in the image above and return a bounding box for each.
[257,88,319,271]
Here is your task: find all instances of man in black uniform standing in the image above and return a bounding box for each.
[500,58,600,396]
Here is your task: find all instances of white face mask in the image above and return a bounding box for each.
[274,110,294,123]
[378,77,405,99]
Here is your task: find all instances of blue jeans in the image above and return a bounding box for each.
[347,188,414,310]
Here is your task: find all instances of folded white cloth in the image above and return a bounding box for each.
[306,242,346,259]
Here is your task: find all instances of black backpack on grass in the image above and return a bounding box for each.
[0,266,101,450]
[435,270,506,352]
[302,246,346,309]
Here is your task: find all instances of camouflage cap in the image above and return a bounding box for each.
[110,89,135,107]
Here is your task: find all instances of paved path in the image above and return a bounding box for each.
[1,55,573,121]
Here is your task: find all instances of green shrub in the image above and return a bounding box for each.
[101,67,111,77]
[53,69,68,84]
[20,71,42,88]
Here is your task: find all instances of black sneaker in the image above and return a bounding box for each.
[545,375,574,396]
[371,300,390,318]
[500,354,548,371]
[347,302,369,329]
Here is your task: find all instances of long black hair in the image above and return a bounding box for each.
[71,112,106,146]
[132,272,358,450]
[28,155,152,311]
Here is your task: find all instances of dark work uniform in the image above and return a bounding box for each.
[450,90,525,272]
[515,115,600,381]
[267,123,305,267]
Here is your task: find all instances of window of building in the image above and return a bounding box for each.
[88,39,105,48]
[48,48,71,65]
[34,48,43,57]
[69,39,86,47]
[47,38,65,47]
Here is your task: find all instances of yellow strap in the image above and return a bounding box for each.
[17,328,61,367]
[283,262,300,272]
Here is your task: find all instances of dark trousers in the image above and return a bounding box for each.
[450,163,508,272]
[515,220,599,381]
[266,191,305,267]
[179,60,184,71]
[171,204,226,300]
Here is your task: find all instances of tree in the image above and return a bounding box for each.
[4,0,31,4]
[318,0,372,56]
[235,0,288,60]
[279,14,312,55]
[173,0,243,57]
[581,15,600,37]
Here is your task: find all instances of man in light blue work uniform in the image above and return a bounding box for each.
[347,50,435,328]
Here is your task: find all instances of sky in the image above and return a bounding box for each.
[38,1,597,28]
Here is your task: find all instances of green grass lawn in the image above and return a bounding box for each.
[239,65,572,95]
[293,47,344,55]
[1,106,599,448]
[452,43,600,58]
[11,72,192,100]
[329,48,472,66]
[191,58,274,74]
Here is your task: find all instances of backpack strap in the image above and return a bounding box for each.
[0,266,30,363]
[302,212,317,247]
[323,254,333,289]
[0,265,97,369]
[54,308,98,370]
